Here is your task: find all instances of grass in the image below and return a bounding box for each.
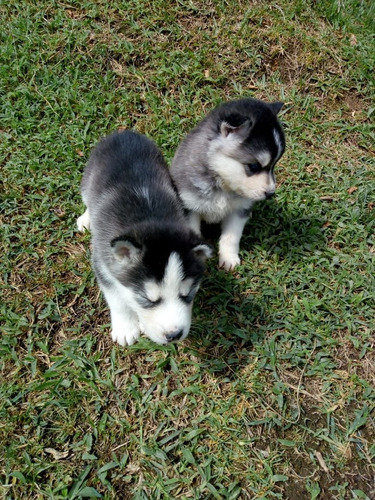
[1,0,374,498]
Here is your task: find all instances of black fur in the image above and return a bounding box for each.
[81,130,209,288]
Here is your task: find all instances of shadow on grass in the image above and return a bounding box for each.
[245,199,326,259]
[202,198,326,262]
[192,200,326,374]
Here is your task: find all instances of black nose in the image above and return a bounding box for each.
[265,191,275,199]
[165,330,183,342]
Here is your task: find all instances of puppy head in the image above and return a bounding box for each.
[110,225,211,345]
[208,99,285,201]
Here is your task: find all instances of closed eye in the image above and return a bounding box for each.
[138,297,162,308]
[179,293,195,304]
[179,286,198,304]
[245,162,262,175]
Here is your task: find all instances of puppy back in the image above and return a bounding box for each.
[81,130,169,197]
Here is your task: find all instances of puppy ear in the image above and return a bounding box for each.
[111,236,143,263]
[220,119,252,142]
[269,101,284,115]
[192,243,213,260]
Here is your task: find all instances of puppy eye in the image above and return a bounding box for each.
[245,163,262,175]
[179,294,194,304]
[140,297,162,308]
[149,298,161,305]
[179,288,197,304]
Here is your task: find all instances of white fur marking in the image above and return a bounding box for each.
[77,209,90,232]
[144,281,161,303]
[219,212,249,270]
[138,253,193,343]
[181,186,253,224]
[163,252,184,294]
[179,278,194,297]
[273,129,283,159]
[100,252,198,346]
[257,151,271,167]
[209,151,271,201]
[102,286,141,346]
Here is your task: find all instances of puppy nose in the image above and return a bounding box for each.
[165,330,183,342]
[265,190,275,199]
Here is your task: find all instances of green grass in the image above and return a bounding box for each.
[1,0,374,498]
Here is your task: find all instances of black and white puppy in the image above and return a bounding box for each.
[170,98,285,270]
[77,130,211,346]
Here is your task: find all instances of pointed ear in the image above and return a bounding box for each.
[111,236,143,264]
[220,119,252,142]
[269,101,284,115]
[192,243,213,260]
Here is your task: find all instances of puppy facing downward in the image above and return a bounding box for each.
[170,98,285,271]
[77,130,211,346]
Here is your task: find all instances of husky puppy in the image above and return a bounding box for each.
[77,130,211,346]
[170,98,285,271]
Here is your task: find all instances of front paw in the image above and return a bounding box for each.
[77,210,90,232]
[111,325,140,346]
[219,252,241,271]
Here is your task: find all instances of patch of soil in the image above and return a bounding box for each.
[342,93,366,112]
[279,401,375,499]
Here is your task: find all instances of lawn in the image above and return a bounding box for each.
[1,0,374,498]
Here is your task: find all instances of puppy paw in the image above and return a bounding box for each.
[111,326,140,346]
[219,252,240,271]
[77,210,90,232]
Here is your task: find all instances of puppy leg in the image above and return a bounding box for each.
[219,210,250,271]
[77,209,90,232]
[102,287,140,346]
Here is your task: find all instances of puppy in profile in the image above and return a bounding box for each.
[170,98,285,271]
[77,130,211,346]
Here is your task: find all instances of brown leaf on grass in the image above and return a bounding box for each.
[44,448,69,460]
[126,462,140,474]
[350,34,358,46]
[347,186,358,194]
[315,450,329,473]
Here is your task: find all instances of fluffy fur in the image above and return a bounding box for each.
[77,130,211,346]
[170,98,285,270]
